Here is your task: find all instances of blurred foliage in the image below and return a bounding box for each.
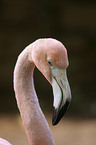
[0,0,96,117]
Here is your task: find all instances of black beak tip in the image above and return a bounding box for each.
[52,101,70,126]
[52,108,58,125]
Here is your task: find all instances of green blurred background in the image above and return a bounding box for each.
[0,0,96,117]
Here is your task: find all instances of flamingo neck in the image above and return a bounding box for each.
[14,45,55,145]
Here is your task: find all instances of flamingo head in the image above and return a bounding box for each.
[32,38,71,125]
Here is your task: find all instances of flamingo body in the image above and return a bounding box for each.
[0,138,12,145]
[0,38,71,145]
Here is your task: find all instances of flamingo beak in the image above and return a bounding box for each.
[51,67,71,125]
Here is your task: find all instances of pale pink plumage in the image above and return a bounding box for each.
[0,38,70,145]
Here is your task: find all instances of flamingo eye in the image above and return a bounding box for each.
[48,60,52,66]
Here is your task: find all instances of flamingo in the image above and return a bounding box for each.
[0,38,71,145]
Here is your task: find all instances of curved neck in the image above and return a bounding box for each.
[14,45,55,145]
